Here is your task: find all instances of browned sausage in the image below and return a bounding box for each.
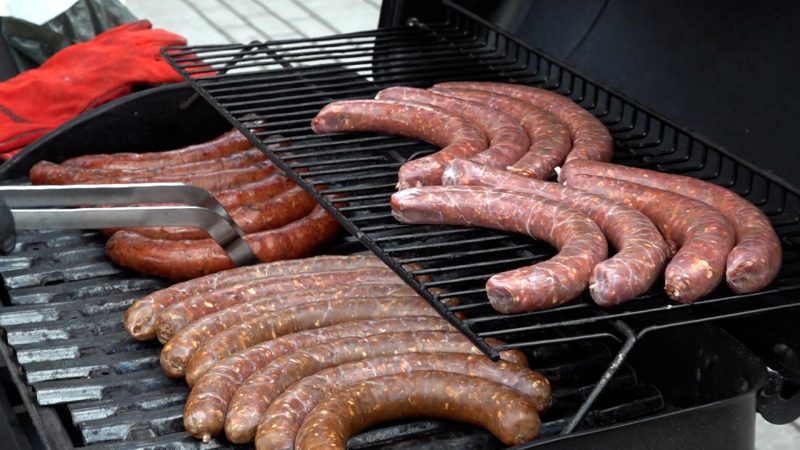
[434,81,613,163]
[123,254,387,340]
[156,266,406,344]
[293,371,541,449]
[565,174,736,302]
[61,129,252,169]
[106,203,340,281]
[29,160,277,192]
[431,87,571,179]
[442,159,669,306]
[61,148,266,176]
[213,171,294,209]
[125,185,316,240]
[257,352,549,450]
[391,185,607,313]
[167,285,416,384]
[224,331,525,444]
[183,316,452,441]
[560,160,782,294]
[374,87,529,169]
[311,99,487,189]
[124,256,385,341]
[179,296,440,382]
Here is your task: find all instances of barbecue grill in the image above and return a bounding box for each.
[0,0,798,448]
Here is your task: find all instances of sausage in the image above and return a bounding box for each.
[293,371,540,449]
[125,185,316,240]
[123,254,386,340]
[374,87,529,169]
[29,160,277,192]
[560,160,782,294]
[155,266,406,344]
[391,185,608,313]
[179,296,441,382]
[224,331,525,443]
[564,174,736,302]
[431,87,571,179]
[442,159,669,306]
[61,129,252,169]
[257,352,549,450]
[106,203,340,281]
[311,99,487,189]
[61,148,266,176]
[433,81,613,163]
[213,171,294,209]
[165,284,416,383]
[183,316,452,441]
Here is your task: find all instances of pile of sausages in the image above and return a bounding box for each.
[27,130,340,280]
[312,82,782,313]
[123,254,551,449]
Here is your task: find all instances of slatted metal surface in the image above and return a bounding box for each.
[162,0,800,364]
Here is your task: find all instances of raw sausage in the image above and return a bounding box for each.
[61,129,252,169]
[293,371,540,449]
[156,266,407,343]
[391,185,607,313]
[61,148,266,176]
[180,284,414,386]
[434,81,613,163]
[431,87,571,179]
[123,254,386,340]
[224,331,524,443]
[126,185,316,240]
[183,316,452,441]
[564,174,736,302]
[179,296,438,382]
[29,160,277,192]
[560,160,782,293]
[375,87,529,169]
[106,203,340,281]
[311,99,487,189]
[257,352,550,450]
[442,159,668,306]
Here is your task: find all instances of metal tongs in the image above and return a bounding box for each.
[0,183,258,266]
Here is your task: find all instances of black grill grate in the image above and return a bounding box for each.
[164,2,800,363]
[0,232,664,448]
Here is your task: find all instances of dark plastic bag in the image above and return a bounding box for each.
[0,0,135,74]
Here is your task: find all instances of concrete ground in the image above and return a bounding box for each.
[125,1,800,448]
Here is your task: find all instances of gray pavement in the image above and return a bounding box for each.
[125,1,800,448]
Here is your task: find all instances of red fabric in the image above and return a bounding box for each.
[0,20,187,160]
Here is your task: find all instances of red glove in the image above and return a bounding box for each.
[0,20,187,159]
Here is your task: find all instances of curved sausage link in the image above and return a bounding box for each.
[442,159,669,306]
[123,254,385,341]
[565,174,736,302]
[127,185,316,240]
[257,352,550,450]
[375,87,529,169]
[311,99,487,189]
[560,160,782,294]
[181,296,445,383]
[431,87,571,179]
[224,332,523,444]
[106,204,340,281]
[183,316,452,442]
[29,160,276,192]
[391,185,608,313]
[213,171,294,209]
[61,148,265,176]
[294,371,541,449]
[61,129,252,169]
[155,266,404,344]
[177,285,418,385]
[434,81,613,163]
